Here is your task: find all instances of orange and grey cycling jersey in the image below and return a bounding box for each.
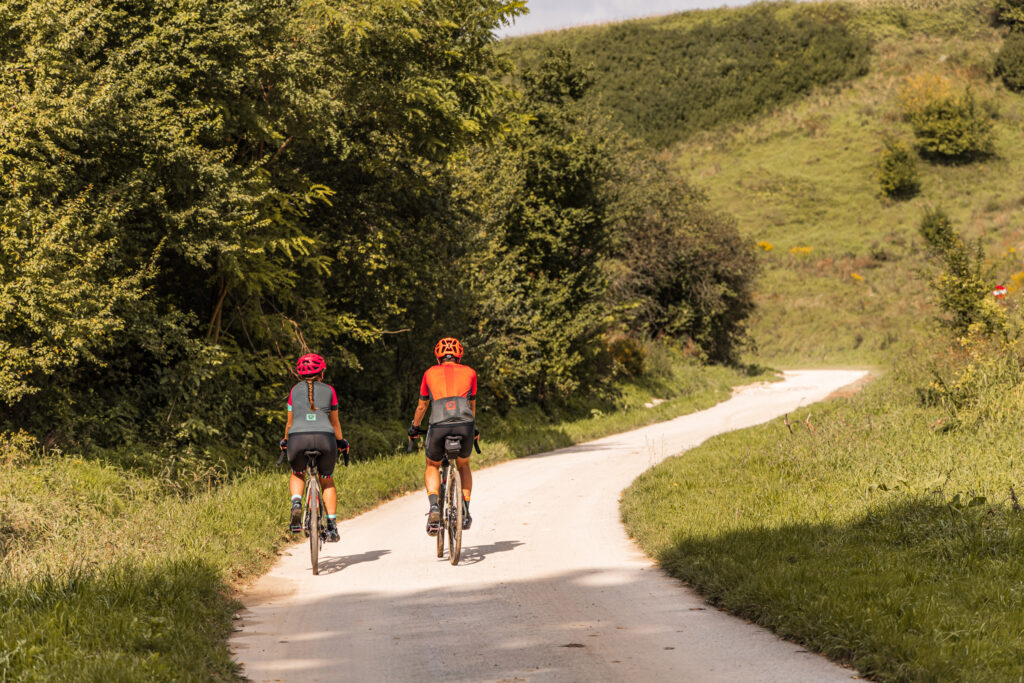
[419,363,477,425]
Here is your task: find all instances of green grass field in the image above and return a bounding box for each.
[0,354,763,681]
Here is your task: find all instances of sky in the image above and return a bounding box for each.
[497,0,765,38]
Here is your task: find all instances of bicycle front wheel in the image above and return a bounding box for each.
[448,465,463,566]
[309,482,321,575]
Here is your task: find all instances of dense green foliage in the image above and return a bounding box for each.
[0,0,525,445]
[503,2,871,147]
[461,51,759,406]
[876,138,920,199]
[462,51,619,404]
[610,160,758,362]
[994,0,1024,29]
[996,31,1024,91]
[918,207,957,254]
[0,0,758,449]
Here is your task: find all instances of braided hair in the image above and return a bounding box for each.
[301,372,322,411]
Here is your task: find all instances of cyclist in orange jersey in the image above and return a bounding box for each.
[409,337,478,534]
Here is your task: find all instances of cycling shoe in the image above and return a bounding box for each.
[426,504,441,536]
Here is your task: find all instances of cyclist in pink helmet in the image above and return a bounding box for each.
[280,353,349,542]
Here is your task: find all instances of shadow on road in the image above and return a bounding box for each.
[316,548,391,575]
[232,565,855,682]
[452,539,524,565]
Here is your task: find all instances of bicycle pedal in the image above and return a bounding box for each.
[426,522,440,537]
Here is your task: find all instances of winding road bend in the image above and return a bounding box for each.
[232,369,867,682]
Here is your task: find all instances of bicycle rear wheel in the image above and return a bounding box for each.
[309,481,321,575]
[448,465,463,566]
[436,465,446,558]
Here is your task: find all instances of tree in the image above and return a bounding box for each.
[0,0,525,445]
[608,148,759,363]
[465,50,615,405]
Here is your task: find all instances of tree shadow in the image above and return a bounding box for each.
[232,565,855,682]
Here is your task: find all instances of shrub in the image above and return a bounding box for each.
[606,336,646,378]
[899,73,954,114]
[0,430,39,467]
[919,207,957,254]
[996,32,1024,92]
[919,209,1003,336]
[876,138,920,199]
[608,152,759,365]
[903,88,995,161]
[994,0,1024,29]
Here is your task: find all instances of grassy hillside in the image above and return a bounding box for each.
[674,0,1021,365]
[503,1,870,148]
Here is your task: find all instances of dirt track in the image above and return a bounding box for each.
[232,370,866,682]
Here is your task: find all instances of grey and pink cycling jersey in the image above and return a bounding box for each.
[287,381,338,434]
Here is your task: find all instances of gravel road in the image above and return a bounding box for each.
[232,369,866,682]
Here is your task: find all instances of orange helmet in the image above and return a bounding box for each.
[434,337,464,361]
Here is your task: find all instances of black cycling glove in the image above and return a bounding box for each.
[408,425,422,438]
[279,438,288,450]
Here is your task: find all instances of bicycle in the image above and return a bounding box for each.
[408,426,480,566]
[278,445,349,576]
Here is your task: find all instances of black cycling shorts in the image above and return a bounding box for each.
[287,432,338,477]
[425,422,474,463]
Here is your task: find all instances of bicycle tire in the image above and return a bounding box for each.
[309,480,321,575]
[436,464,446,558]
[448,465,463,566]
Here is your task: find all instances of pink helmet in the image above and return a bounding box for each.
[296,353,326,376]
